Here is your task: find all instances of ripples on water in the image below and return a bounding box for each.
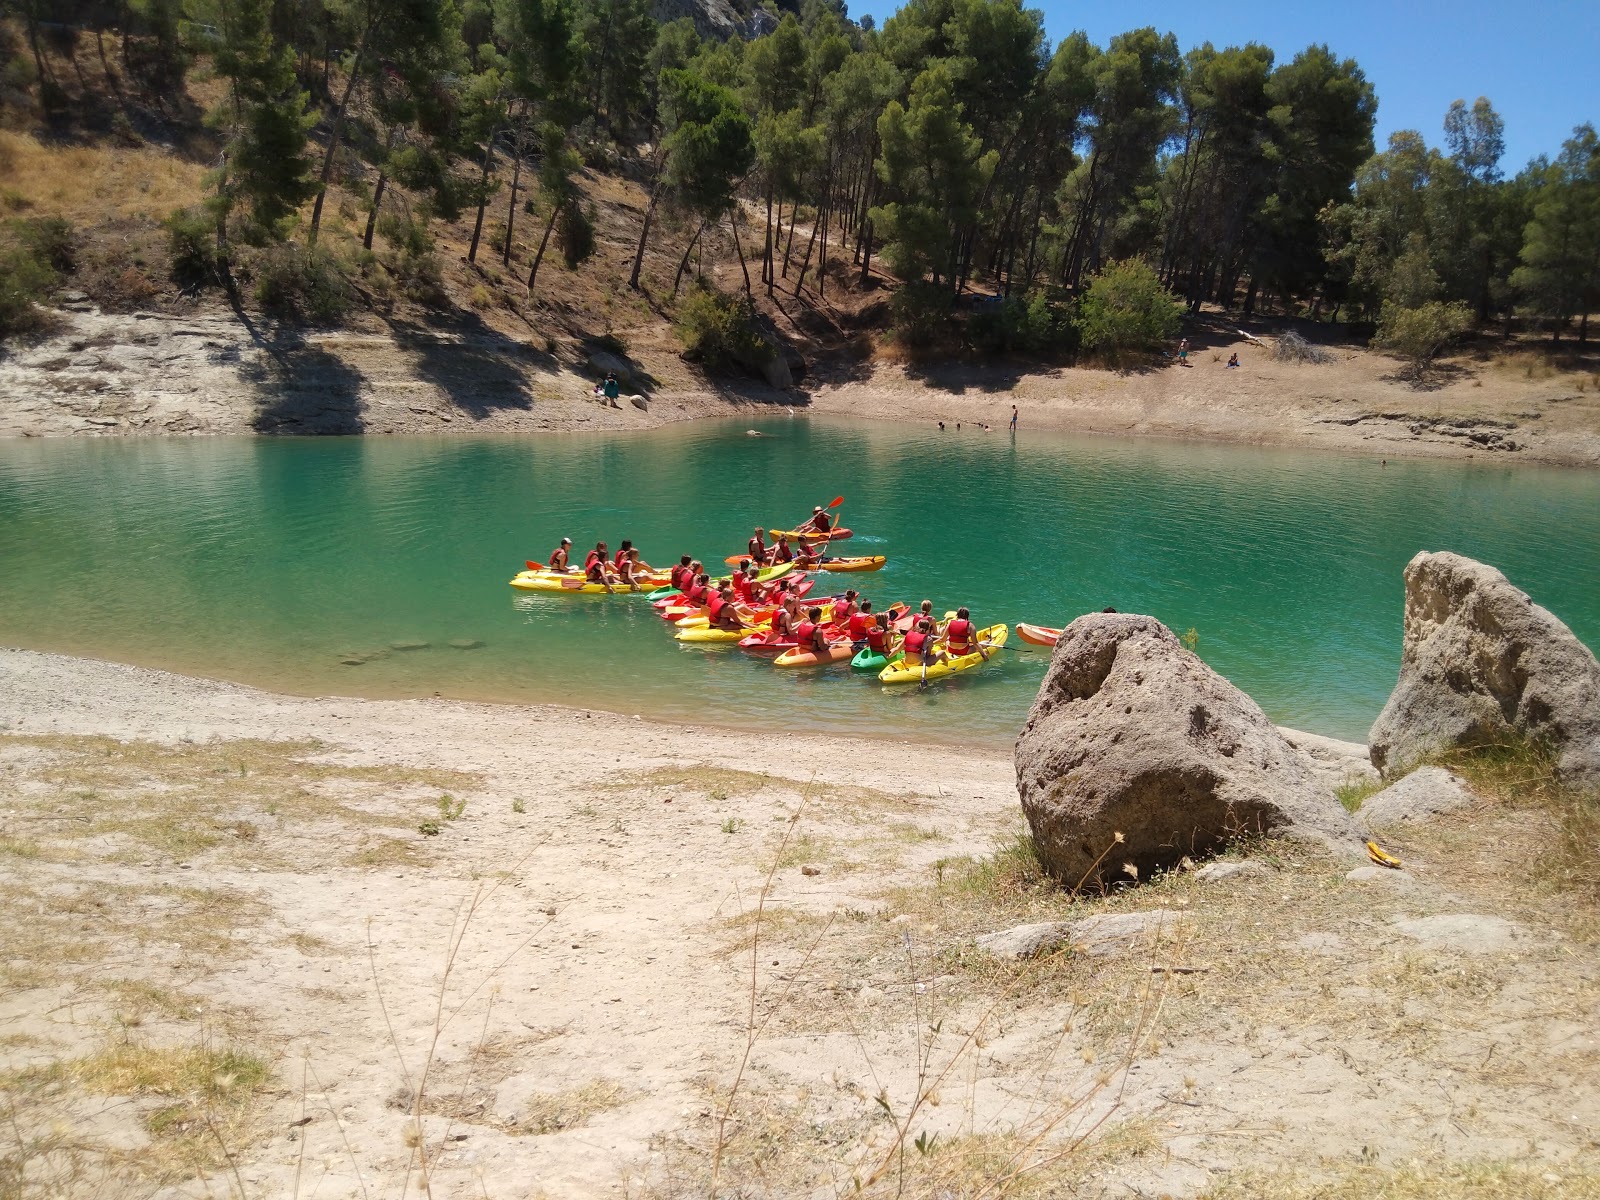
[2,418,1597,747]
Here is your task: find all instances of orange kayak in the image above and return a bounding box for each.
[820,556,885,573]
[1016,623,1062,647]
[773,640,856,668]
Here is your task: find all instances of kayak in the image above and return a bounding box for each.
[851,645,903,672]
[768,526,853,542]
[510,574,646,595]
[519,561,671,589]
[895,608,954,633]
[879,624,1008,685]
[1016,623,1062,647]
[773,640,857,668]
[675,625,746,643]
[820,556,885,573]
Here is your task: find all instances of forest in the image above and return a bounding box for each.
[3,0,1598,363]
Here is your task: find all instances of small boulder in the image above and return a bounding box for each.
[975,910,1189,960]
[974,921,1072,959]
[389,640,430,651]
[1192,860,1271,884]
[584,350,637,388]
[1368,551,1600,789]
[630,394,649,411]
[1389,913,1524,954]
[1357,766,1473,830]
[448,638,484,650]
[1015,613,1361,887]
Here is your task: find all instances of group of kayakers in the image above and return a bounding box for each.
[545,537,657,592]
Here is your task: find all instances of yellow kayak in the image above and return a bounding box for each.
[675,625,748,643]
[879,624,1007,685]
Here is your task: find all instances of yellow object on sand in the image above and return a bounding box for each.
[1365,840,1403,869]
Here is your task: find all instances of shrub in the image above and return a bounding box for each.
[889,281,952,348]
[0,243,55,337]
[676,285,770,369]
[1272,330,1334,365]
[1073,259,1183,361]
[557,203,596,270]
[164,207,218,288]
[1376,300,1473,378]
[254,243,352,324]
[967,291,1075,356]
[376,210,444,303]
[14,216,75,273]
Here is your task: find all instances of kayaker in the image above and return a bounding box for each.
[615,553,642,591]
[748,527,766,562]
[584,556,616,593]
[800,506,832,536]
[768,534,794,565]
[866,613,895,659]
[614,540,633,567]
[670,555,694,592]
[846,598,874,648]
[770,591,799,639]
[835,589,861,625]
[584,541,608,572]
[707,584,744,631]
[684,572,711,607]
[731,562,756,604]
[548,537,573,573]
[943,606,986,661]
[793,606,830,655]
[901,617,935,667]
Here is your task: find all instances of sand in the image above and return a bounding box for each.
[2,647,1597,1198]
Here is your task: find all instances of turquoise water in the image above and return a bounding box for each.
[2,417,1597,747]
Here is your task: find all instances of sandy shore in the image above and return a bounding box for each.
[4,304,1599,467]
[3,648,1597,1198]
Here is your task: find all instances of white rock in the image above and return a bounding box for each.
[1358,766,1473,829]
[1193,860,1271,884]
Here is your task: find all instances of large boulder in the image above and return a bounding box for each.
[1015,614,1361,887]
[1368,551,1600,789]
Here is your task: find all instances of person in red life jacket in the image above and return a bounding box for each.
[707,584,744,631]
[616,549,651,591]
[684,572,711,607]
[768,534,794,565]
[731,562,757,604]
[799,506,832,536]
[769,591,800,640]
[835,589,861,625]
[584,541,608,572]
[748,527,767,563]
[793,606,830,655]
[613,540,633,567]
[547,537,573,573]
[866,612,896,659]
[846,598,874,648]
[583,555,616,593]
[669,555,693,592]
[940,606,986,662]
[613,540,653,574]
[901,617,935,667]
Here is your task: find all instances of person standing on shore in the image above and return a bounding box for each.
[1009,405,1018,431]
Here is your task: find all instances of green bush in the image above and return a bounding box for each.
[675,285,770,369]
[14,216,75,273]
[1073,259,1183,361]
[1375,300,1473,378]
[164,207,218,288]
[0,244,56,337]
[557,203,596,270]
[967,291,1076,356]
[254,243,352,324]
[889,281,952,348]
[376,211,444,303]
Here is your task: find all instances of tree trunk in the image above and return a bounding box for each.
[857,216,874,287]
[628,185,661,290]
[362,171,388,250]
[527,201,562,295]
[672,221,708,297]
[731,207,752,295]
[307,20,376,245]
[467,122,502,263]
[781,203,799,276]
[503,128,524,267]
[762,185,774,288]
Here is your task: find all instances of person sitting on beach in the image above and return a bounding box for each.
[1226,352,1240,368]
[548,537,573,573]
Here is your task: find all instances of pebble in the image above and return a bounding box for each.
[448,638,484,650]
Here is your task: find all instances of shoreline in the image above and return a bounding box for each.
[3,304,1598,467]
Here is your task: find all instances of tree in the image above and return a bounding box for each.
[1512,124,1600,343]
[1073,258,1182,359]
[627,69,753,291]
[870,61,995,288]
[578,0,656,135]
[526,124,584,295]
[1376,299,1471,377]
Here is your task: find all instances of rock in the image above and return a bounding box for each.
[1015,613,1362,887]
[1357,766,1473,829]
[1192,860,1271,884]
[448,638,484,650]
[745,429,764,437]
[799,864,821,876]
[584,350,636,388]
[389,640,430,651]
[1368,551,1600,789]
[975,910,1189,960]
[339,656,366,666]
[1345,865,1417,886]
[630,394,649,411]
[1278,726,1380,793]
[1389,913,1524,953]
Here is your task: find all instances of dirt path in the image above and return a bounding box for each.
[1,649,1597,1198]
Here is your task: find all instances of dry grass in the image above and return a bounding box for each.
[1204,1161,1600,1198]
[0,131,205,224]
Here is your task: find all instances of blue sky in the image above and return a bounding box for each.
[848,0,1600,173]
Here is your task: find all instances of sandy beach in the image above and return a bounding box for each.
[3,647,1596,1198]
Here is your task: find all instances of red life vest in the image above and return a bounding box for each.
[773,543,793,562]
[847,612,870,640]
[613,549,628,567]
[794,620,817,645]
[687,581,708,604]
[584,550,603,571]
[945,618,973,653]
[748,538,764,561]
[904,630,929,657]
[708,593,727,621]
[586,562,606,582]
[732,574,753,602]
[867,627,889,652]
[670,565,688,591]
[549,548,568,570]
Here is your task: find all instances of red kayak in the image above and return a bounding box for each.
[1016,623,1062,647]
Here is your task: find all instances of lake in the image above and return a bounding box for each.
[3,417,1596,747]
